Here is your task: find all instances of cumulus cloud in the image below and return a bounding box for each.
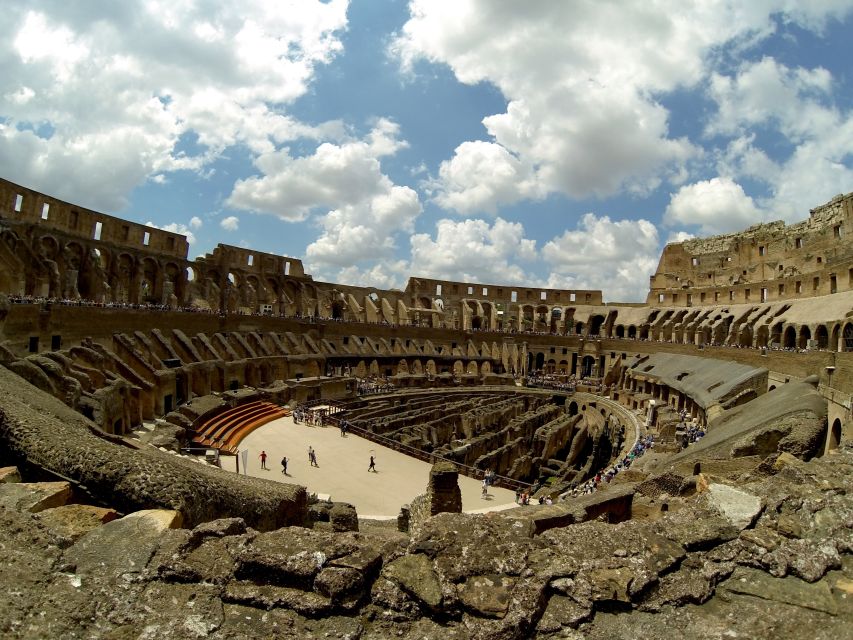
[228,119,423,271]
[0,2,348,211]
[144,220,198,245]
[189,216,203,229]
[335,260,410,291]
[220,216,239,231]
[664,177,764,235]
[409,217,537,285]
[708,57,853,220]
[392,1,852,215]
[428,140,538,214]
[542,213,661,302]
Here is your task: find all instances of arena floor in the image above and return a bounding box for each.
[235,415,519,518]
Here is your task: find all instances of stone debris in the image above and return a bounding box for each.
[0,443,849,638]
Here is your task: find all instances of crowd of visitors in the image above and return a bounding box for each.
[559,433,656,500]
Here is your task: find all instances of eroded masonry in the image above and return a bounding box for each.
[0,176,851,639]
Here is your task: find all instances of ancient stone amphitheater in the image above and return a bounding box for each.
[0,176,850,639]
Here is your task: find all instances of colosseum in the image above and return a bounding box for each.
[0,175,851,638]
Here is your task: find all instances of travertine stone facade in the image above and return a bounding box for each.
[0,176,851,447]
[648,191,853,306]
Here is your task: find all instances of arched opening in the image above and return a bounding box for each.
[831,324,840,352]
[589,314,605,336]
[639,326,649,340]
[535,352,545,371]
[815,325,829,350]
[550,307,562,333]
[844,322,853,352]
[535,305,549,330]
[331,301,345,320]
[798,325,811,350]
[186,265,196,281]
[471,315,483,330]
[784,326,797,349]
[756,325,769,348]
[738,325,752,347]
[575,321,585,336]
[615,325,625,338]
[828,418,842,451]
[768,385,776,391]
[580,355,595,377]
[627,325,637,339]
[568,401,578,416]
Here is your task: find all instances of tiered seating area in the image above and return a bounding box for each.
[192,400,290,454]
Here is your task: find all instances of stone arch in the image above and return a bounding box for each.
[535,352,545,371]
[354,360,367,377]
[581,355,595,377]
[798,325,811,350]
[411,359,423,375]
[589,314,605,336]
[550,307,562,333]
[784,326,797,349]
[521,305,534,330]
[534,305,549,330]
[558,359,569,374]
[467,361,478,375]
[425,359,436,375]
[369,359,380,376]
[398,359,409,374]
[139,257,159,302]
[815,324,829,350]
[828,418,842,451]
[331,300,345,320]
[756,325,769,348]
[453,360,464,375]
[738,324,752,347]
[830,323,840,352]
[112,253,136,303]
[481,360,491,374]
[627,325,636,339]
[843,322,853,352]
[568,401,579,416]
[575,321,585,336]
[615,325,625,338]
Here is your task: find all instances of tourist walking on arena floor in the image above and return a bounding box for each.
[368,455,377,472]
[281,456,288,475]
[309,446,319,467]
[259,450,268,470]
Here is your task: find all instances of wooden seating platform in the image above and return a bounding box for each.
[192,400,290,454]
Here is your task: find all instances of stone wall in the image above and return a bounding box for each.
[0,366,307,530]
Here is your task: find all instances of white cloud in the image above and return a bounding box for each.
[336,261,410,291]
[708,57,853,220]
[144,220,197,245]
[664,177,764,235]
[0,2,349,211]
[228,119,423,271]
[428,140,538,215]
[220,216,239,231]
[189,216,203,229]
[392,1,852,214]
[409,217,537,285]
[542,213,661,302]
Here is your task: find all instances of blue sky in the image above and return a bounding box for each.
[1,1,852,301]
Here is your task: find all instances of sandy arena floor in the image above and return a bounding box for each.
[234,415,518,518]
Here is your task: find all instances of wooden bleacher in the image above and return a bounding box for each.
[192,400,290,454]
